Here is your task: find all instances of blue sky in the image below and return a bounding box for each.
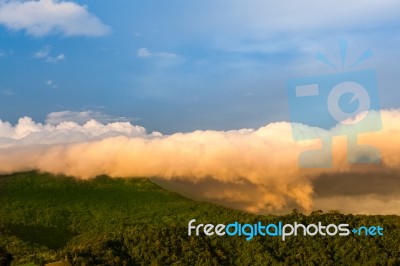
[0,0,399,133]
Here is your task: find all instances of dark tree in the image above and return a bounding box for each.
[0,247,13,266]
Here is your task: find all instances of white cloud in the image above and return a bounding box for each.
[137,47,177,59]
[0,116,150,145]
[0,0,110,37]
[45,110,132,125]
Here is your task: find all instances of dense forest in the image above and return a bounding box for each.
[0,172,399,265]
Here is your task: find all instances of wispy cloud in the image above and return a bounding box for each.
[45,79,58,88]
[137,48,177,59]
[34,45,52,59]
[2,89,15,96]
[34,46,66,64]
[0,0,110,37]
[137,48,151,58]
[182,1,400,37]
[0,49,12,57]
[46,53,66,63]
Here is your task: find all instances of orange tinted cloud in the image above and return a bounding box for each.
[0,109,399,214]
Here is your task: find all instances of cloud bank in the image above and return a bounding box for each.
[0,0,110,37]
[0,109,399,214]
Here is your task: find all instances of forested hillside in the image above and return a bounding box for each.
[0,172,399,265]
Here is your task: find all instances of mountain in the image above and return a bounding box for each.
[0,171,399,265]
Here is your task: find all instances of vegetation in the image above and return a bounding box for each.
[0,171,399,265]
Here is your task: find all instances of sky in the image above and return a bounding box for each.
[0,0,399,133]
[0,0,399,214]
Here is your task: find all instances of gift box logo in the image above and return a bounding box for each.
[287,40,382,167]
